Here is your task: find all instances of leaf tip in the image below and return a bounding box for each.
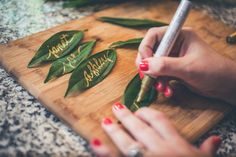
[64,90,69,97]
[27,64,34,68]
[44,77,49,83]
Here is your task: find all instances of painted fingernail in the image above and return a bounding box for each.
[138,69,144,79]
[155,82,164,92]
[212,136,221,146]
[113,102,125,110]
[164,86,173,98]
[102,117,113,125]
[91,138,102,146]
[139,60,149,71]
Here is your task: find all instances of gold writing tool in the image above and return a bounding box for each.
[136,0,192,103]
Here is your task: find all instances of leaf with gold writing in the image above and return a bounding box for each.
[109,38,143,48]
[98,17,167,29]
[65,49,117,96]
[122,74,157,112]
[28,30,84,68]
[44,40,96,83]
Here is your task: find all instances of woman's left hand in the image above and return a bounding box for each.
[90,102,221,157]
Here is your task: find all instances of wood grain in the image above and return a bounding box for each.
[0,0,235,156]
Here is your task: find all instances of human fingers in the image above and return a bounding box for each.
[200,135,221,157]
[154,77,173,98]
[90,138,112,157]
[112,102,163,151]
[101,117,143,156]
[136,27,195,67]
[139,56,186,79]
[136,27,167,67]
[164,85,173,98]
[135,107,181,141]
[138,69,144,79]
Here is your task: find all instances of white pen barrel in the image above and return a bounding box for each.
[154,0,192,57]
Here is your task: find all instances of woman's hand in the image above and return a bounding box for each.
[137,27,236,105]
[90,103,221,157]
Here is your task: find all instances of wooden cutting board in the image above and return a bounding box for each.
[0,0,235,155]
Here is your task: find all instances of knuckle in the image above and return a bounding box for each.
[147,27,159,34]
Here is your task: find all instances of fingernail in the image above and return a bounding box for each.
[155,82,164,92]
[139,60,149,71]
[91,138,102,146]
[212,136,221,146]
[102,117,113,125]
[164,86,173,98]
[138,69,144,79]
[113,102,125,111]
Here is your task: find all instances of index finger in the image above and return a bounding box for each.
[138,27,167,59]
[112,102,163,151]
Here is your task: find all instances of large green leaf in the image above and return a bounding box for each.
[122,74,157,112]
[65,49,117,96]
[98,17,167,29]
[44,40,96,83]
[109,38,143,48]
[62,0,126,8]
[28,30,84,68]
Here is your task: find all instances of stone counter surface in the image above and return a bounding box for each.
[0,0,235,157]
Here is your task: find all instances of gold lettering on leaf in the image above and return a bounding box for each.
[47,34,73,59]
[62,51,80,74]
[84,53,113,87]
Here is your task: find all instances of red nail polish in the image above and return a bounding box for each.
[113,102,125,110]
[155,82,164,92]
[138,69,144,79]
[102,117,113,125]
[139,60,149,71]
[91,138,101,146]
[164,87,173,98]
[212,136,221,146]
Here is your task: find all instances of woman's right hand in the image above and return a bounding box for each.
[136,27,236,105]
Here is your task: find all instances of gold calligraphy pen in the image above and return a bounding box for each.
[135,0,192,104]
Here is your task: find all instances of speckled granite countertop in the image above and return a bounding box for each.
[0,0,235,157]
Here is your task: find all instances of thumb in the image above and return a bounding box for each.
[200,135,221,157]
[139,57,186,78]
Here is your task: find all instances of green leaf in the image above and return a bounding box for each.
[63,0,96,8]
[61,0,127,8]
[98,17,167,28]
[109,38,143,48]
[44,40,96,83]
[65,49,117,96]
[28,30,84,68]
[122,74,157,112]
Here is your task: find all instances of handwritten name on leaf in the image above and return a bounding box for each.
[65,49,117,97]
[28,30,84,68]
[98,17,167,29]
[44,40,96,83]
[122,74,157,112]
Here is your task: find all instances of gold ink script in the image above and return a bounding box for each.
[84,53,113,87]
[47,34,73,59]
[62,47,81,74]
